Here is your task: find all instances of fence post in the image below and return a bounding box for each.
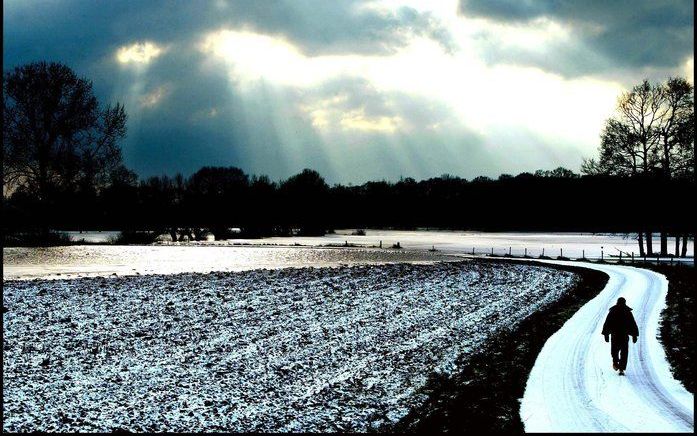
[491,247,494,256]
[509,246,512,255]
[525,248,528,257]
[560,248,563,258]
[619,252,622,263]
[582,249,585,259]
[472,247,475,255]
[631,252,634,263]
[542,248,545,257]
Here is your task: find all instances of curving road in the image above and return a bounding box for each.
[519,261,694,432]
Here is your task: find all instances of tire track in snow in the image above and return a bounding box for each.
[632,270,693,427]
[564,272,629,432]
[519,261,694,433]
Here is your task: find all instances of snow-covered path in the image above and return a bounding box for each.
[520,261,694,432]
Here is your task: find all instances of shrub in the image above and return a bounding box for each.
[2,230,72,247]
[110,230,161,245]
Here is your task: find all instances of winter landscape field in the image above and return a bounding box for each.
[6,230,689,281]
[4,1,694,432]
[3,260,577,432]
[2,244,453,280]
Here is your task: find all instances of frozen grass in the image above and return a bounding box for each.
[3,261,577,432]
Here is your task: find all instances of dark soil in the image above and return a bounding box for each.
[388,260,609,433]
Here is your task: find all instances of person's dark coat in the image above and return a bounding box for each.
[602,303,639,339]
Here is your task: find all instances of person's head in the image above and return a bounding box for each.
[617,297,626,306]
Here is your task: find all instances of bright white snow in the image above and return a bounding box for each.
[520,261,694,433]
[2,246,452,280]
[3,261,576,432]
[6,230,687,281]
[160,230,681,260]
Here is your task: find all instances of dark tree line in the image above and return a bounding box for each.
[3,62,694,251]
[4,165,694,247]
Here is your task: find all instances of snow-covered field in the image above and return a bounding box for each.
[3,260,577,432]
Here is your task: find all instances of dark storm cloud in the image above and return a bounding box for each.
[8,2,678,183]
[4,0,454,68]
[3,0,459,182]
[459,0,693,76]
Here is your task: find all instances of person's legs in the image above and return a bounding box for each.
[618,335,630,371]
[610,336,621,369]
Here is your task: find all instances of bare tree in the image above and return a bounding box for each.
[583,119,640,176]
[583,78,694,256]
[656,78,693,176]
[654,77,694,256]
[620,80,664,255]
[3,61,127,202]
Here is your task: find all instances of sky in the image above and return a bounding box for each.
[3,0,694,184]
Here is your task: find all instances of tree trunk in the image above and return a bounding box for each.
[675,235,680,257]
[38,148,50,239]
[645,231,653,255]
[638,232,645,257]
[660,232,668,256]
[682,234,689,258]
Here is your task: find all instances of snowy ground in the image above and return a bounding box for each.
[52,230,668,258]
[7,230,690,281]
[520,261,694,432]
[163,229,681,260]
[3,261,577,432]
[2,246,452,280]
[60,231,121,243]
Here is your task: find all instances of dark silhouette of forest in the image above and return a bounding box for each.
[4,166,694,243]
[3,62,695,253]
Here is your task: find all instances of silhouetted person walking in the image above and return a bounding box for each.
[601,297,639,375]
